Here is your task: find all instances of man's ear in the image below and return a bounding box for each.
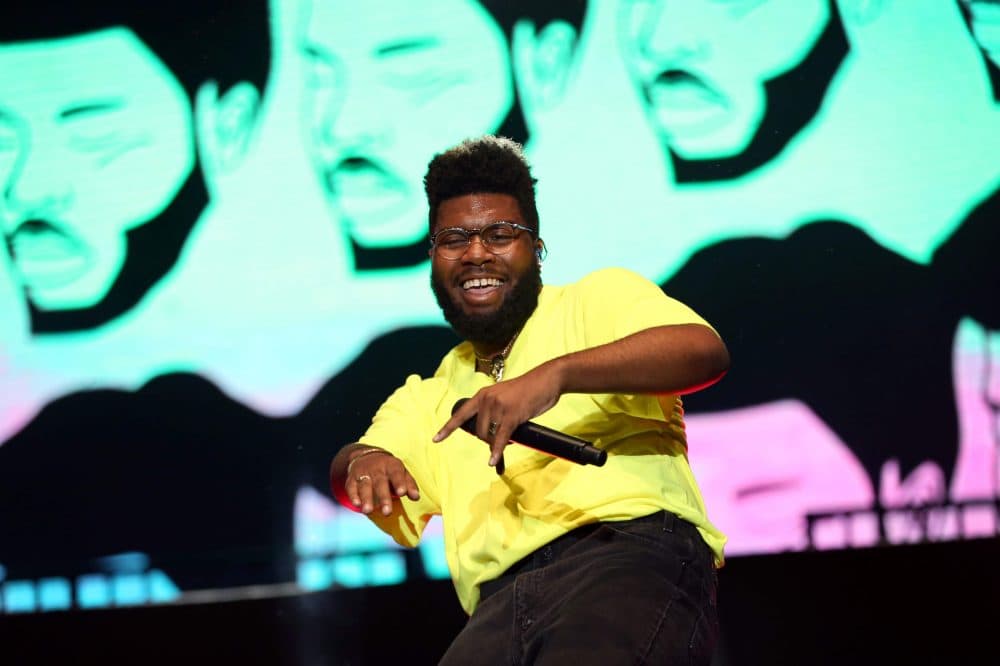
[511,19,580,124]
[535,238,548,264]
[195,80,262,195]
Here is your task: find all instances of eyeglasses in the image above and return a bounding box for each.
[429,221,536,260]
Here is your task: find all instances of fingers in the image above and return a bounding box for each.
[352,472,392,516]
[372,474,395,516]
[471,396,513,468]
[434,390,513,468]
[433,396,479,442]
[347,472,373,514]
[350,457,420,515]
[490,421,517,468]
[387,464,421,502]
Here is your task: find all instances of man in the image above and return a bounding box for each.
[616,0,848,182]
[330,136,729,663]
[298,0,586,270]
[0,1,269,333]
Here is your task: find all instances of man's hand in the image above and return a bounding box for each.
[331,445,420,516]
[434,363,563,467]
[432,324,728,468]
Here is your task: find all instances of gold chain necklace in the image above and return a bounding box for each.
[475,329,521,382]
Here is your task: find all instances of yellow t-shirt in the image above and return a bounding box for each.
[359,267,726,614]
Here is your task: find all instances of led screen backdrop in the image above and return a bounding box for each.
[1,0,999,612]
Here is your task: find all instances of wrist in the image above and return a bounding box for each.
[545,354,572,395]
[345,446,391,477]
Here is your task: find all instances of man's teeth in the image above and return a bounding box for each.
[462,277,503,290]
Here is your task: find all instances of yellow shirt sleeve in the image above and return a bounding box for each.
[357,374,445,547]
[575,267,716,346]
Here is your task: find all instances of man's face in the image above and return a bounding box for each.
[0,28,194,311]
[430,192,541,348]
[618,0,830,160]
[300,0,513,249]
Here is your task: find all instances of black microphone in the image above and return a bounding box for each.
[452,399,607,472]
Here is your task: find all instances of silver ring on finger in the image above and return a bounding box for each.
[487,421,500,437]
[356,474,372,483]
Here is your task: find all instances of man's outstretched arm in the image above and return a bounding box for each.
[437,323,729,466]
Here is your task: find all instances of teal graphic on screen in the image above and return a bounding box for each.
[617,0,846,181]
[1,30,194,313]
[1,0,998,611]
[299,0,513,256]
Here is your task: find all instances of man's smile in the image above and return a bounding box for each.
[462,276,504,290]
[455,273,507,309]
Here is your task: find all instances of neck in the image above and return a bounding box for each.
[471,325,522,381]
[473,323,521,359]
[472,342,506,360]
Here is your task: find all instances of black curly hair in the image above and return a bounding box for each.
[424,135,539,233]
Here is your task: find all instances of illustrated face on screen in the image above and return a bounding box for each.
[618,0,843,181]
[300,0,513,253]
[962,0,1000,99]
[0,29,194,311]
[966,0,1000,65]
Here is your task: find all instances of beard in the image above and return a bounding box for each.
[431,260,542,349]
